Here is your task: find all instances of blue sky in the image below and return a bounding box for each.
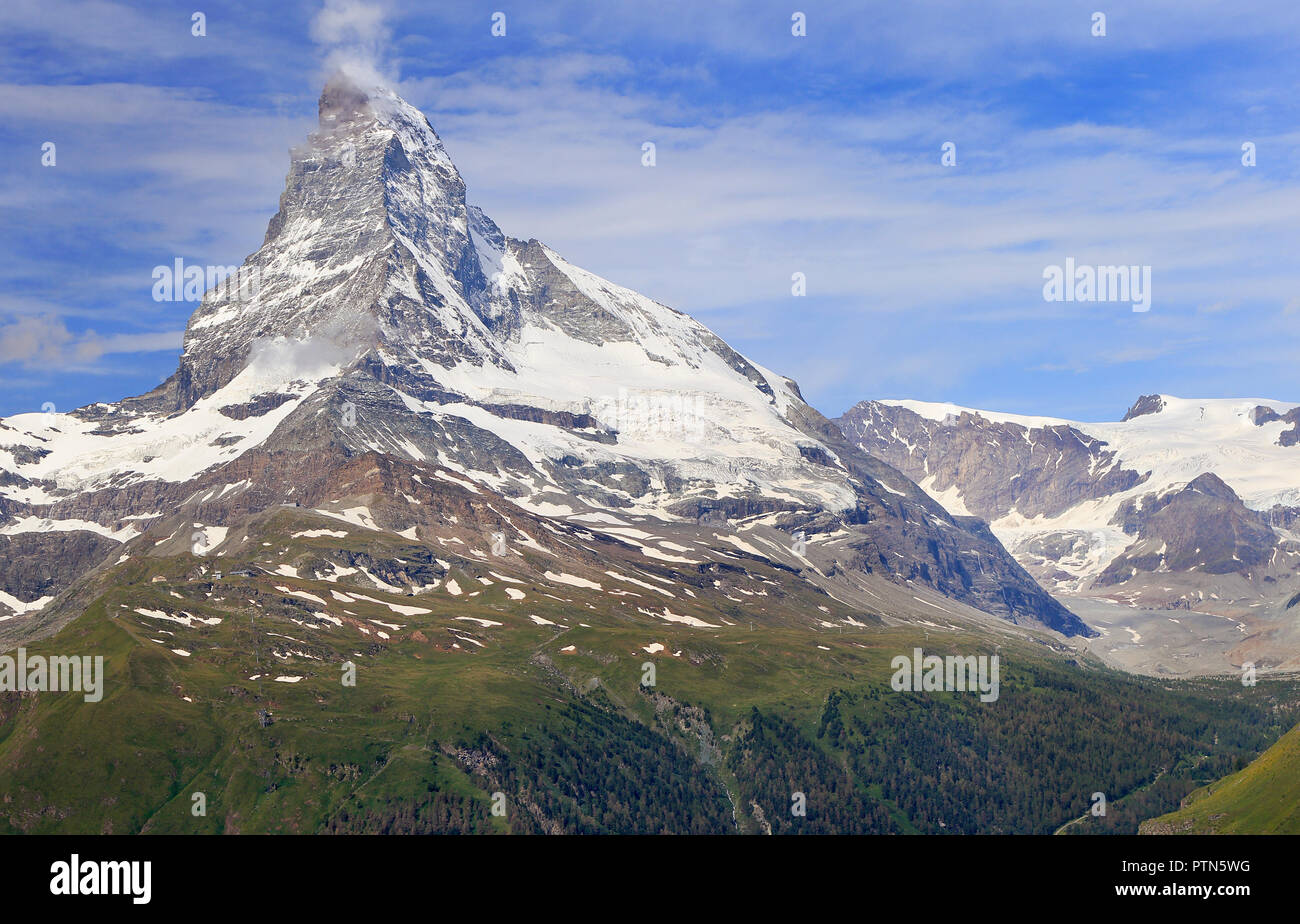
[3,0,1299,422]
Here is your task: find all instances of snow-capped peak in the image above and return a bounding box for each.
[0,78,1089,636]
[317,69,456,171]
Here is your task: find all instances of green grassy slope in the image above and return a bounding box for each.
[1140,721,1300,834]
[2,509,1298,834]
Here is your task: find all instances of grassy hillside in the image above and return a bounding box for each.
[2,508,1298,834]
[1140,721,1300,834]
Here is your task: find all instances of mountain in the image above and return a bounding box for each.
[0,71,1086,641]
[5,73,1300,836]
[836,395,1300,669]
[1097,472,1280,587]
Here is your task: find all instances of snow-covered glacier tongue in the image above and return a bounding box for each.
[0,71,1090,639]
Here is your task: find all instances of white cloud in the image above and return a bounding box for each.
[0,315,181,369]
[311,0,395,86]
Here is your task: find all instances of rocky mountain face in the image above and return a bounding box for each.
[837,400,1149,523]
[1251,403,1300,447]
[1122,394,1166,421]
[0,72,1088,641]
[836,396,1300,621]
[1100,473,1280,586]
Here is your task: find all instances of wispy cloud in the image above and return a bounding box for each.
[311,0,396,86]
[0,315,181,369]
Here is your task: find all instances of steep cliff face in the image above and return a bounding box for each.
[837,400,1149,523]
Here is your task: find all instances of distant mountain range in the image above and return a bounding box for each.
[838,394,1300,668]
